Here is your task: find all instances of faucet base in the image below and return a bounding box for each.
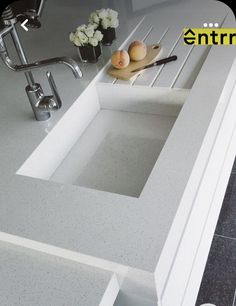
[33,111,51,121]
[25,84,51,121]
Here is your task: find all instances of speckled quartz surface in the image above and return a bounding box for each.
[0,241,116,306]
[0,0,236,279]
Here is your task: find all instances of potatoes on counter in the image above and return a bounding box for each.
[111,40,147,69]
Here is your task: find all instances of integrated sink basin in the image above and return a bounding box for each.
[17,83,188,197]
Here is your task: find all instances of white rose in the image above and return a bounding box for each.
[97,8,108,19]
[101,17,111,29]
[94,30,103,41]
[85,24,95,38]
[76,31,89,45]
[110,17,119,28]
[89,37,99,47]
[73,37,82,46]
[107,9,118,19]
[92,23,99,29]
[76,24,86,32]
[69,32,75,42]
[89,12,100,24]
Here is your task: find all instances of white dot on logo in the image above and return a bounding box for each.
[214,23,219,27]
[203,23,208,27]
[209,23,213,27]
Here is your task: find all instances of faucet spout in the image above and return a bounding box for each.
[54,57,83,78]
[0,43,82,78]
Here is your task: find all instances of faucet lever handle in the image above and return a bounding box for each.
[46,71,62,109]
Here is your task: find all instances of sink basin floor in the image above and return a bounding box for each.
[51,109,176,197]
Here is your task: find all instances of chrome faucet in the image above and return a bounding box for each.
[0,4,82,121]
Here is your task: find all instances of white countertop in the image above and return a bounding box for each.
[0,241,118,306]
[0,0,236,305]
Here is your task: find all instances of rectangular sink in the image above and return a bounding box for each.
[17,84,188,197]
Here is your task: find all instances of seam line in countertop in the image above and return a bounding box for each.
[215,234,236,241]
